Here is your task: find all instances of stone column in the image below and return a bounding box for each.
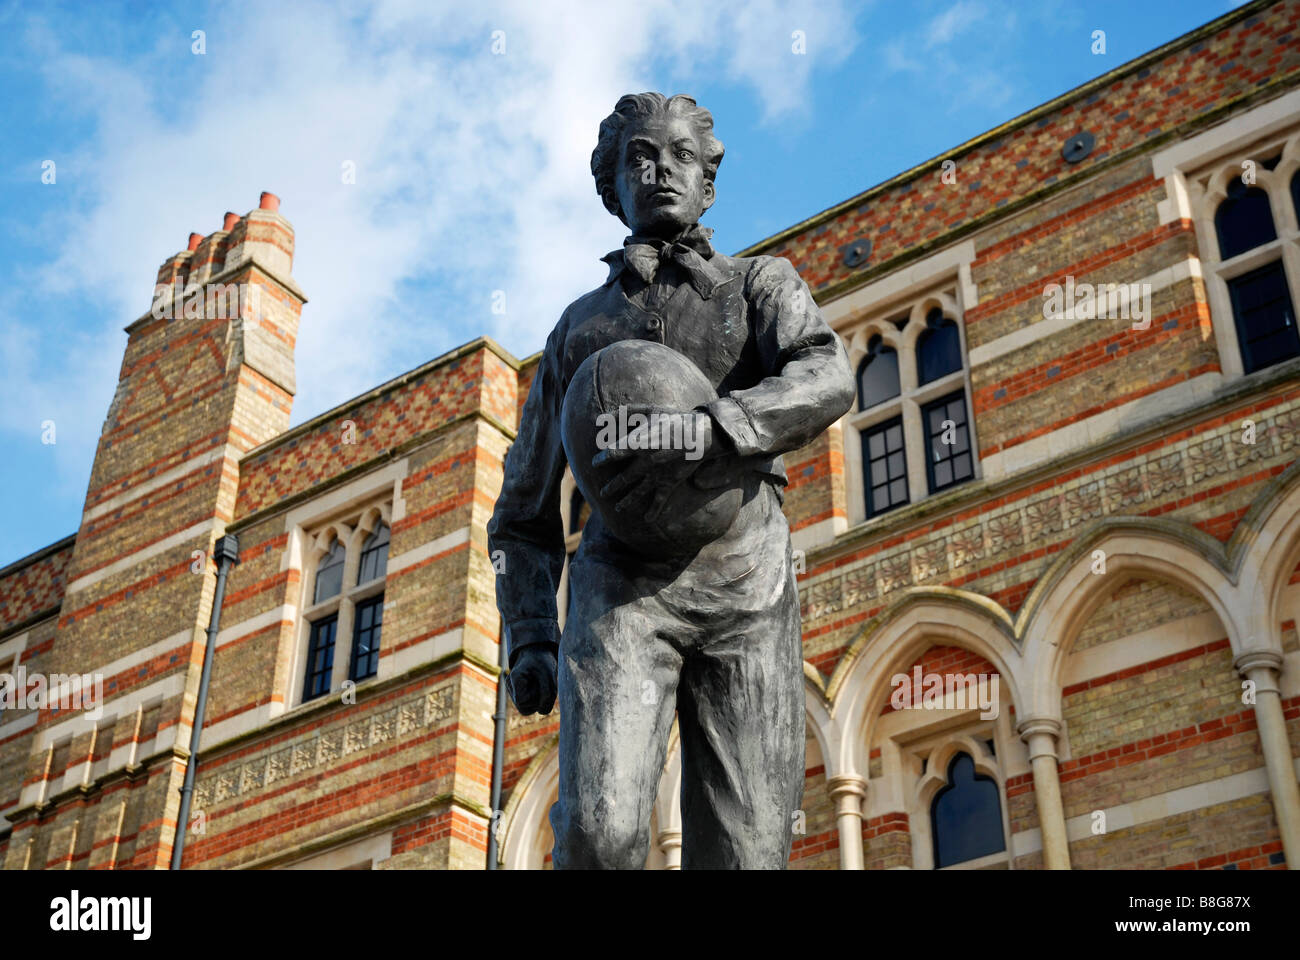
[827,774,868,870]
[1017,717,1072,870]
[656,829,682,870]
[1235,651,1300,870]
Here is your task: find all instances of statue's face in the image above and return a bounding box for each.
[613,112,715,238]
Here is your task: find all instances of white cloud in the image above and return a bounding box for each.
[923,0,988,49]
[2,0,859,485]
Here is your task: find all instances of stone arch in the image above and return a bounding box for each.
[825,587,1025,782]
[1018,517,1243,721]
[1231,460,1300,654]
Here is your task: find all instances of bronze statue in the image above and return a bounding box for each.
[488,93,855,868]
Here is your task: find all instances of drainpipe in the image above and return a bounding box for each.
[171,533,240,870]
[487,616,508,870]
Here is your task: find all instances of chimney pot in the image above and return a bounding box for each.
[223,212,240,231]
[187,232,203,251]
[259,191,280,212]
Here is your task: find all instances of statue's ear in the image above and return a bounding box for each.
[701,179,716,213]
[601,188,627,224]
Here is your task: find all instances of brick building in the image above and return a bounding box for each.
[3,0,1300,870]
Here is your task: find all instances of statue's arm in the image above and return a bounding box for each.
[486,321,568,669]
[705,257,856,457]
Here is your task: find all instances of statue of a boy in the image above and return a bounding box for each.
[488,93,855,868]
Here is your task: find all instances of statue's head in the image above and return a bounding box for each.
[591,93,725,238]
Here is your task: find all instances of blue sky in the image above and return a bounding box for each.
[0,0,1246,563]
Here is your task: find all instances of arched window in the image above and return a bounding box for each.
[1215,179,1276,260]
[313,538,346,604]
[857,335,900,411]
[916,308,962,385]
[930,752,1006,868]
[357,522,390,584]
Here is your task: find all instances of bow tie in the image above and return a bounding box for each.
[605,225,727,299]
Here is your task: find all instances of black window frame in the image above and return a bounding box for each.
[1214,179,1277,261]
[922,390,975,495]
[930,752,1007,869]
[861,415,909,519]
[357,522,390,585]
[313,539,346,604]
[1227,259,1300,374]
[348,594,384,683]
[302,614,338,702]
[857,335,901,412]
[916,308,963,385]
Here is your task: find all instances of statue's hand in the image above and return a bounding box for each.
[508,645,558,716]
[592,405,721,521]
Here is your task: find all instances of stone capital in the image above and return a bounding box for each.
[827,773,868,802]
[1234,649,1284,694]
[1016,716,1063,760]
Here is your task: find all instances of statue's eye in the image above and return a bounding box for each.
[678,150,693,161]
[632,152,648,164]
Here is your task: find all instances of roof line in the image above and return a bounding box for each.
[734,0,1274,258]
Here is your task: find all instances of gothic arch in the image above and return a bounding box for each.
[1018,517,1244,721]
[825,587,1025,782]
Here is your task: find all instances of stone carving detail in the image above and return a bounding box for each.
[841,564,877,608]
[1145,453,1185,498]
[1025,494,1063,540]
[239,760,266,794]
[987,511,1024,554]
[810,577,841,620]
[1272,409,1300,454]
[1187,436,1229,485]
[949,524,986,569]
[1232,419,1272,468]
[1104,468,1146,512]
[197,682,457,805]
[267,748,292,784]
[1064,481,1103,528]
[912,540,947,582]
[878,551,912,594]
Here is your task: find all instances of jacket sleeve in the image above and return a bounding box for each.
[705,257,856,457]
[486,320,568,667]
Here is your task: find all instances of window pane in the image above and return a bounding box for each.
[917,309,963,384]
[923,390,975,495]
[931,753,1006,868]
[1292,170,1300,225]
[1215,183,1276,260]
[303,615,338,701]
[862,416,909,518]
[314,540,346,604]
[349,596,383,683]
[357,522,390,584]
[1227,260,1299,374]
[857,339,901,410]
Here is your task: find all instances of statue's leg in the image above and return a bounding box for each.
[549,560,684,869]
[677,487,805,869]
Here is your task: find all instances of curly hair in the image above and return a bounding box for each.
[590,93,725,225]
